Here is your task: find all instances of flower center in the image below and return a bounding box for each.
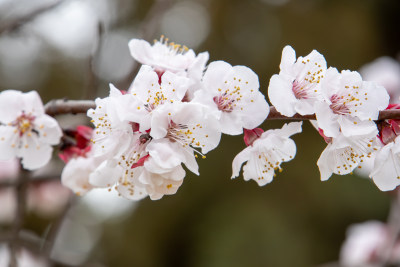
[213,95,235,112]
[292,80,309,100]
[166,120,205,157]
[329,94,351,115]
[12,112,35,136]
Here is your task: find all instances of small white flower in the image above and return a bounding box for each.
[0,90,62,170]
[231,122,302,186]
[317,130,379,181]
[149,102,221,174]
[315,68,389,138]
[128,36,209,77]
[126,65,192,131]
[193,61,269,135]
[268,45,326,116]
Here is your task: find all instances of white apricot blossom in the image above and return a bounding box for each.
[231,122,302,186]
[268,45,326,116]
[149,102,221,174]
[315,68,389,138]
[126,65,192,131]
[0,90,62,170]
[128,36,209,77]
[317,130,379,181]
[193,61,269,135]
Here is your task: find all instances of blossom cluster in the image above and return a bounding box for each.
[0,37,399,201]
[267,45,398,190]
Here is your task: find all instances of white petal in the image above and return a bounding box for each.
[34,115,62,145]
[240,91,270,130]
[315,101,340,138]
[61,157,94,195]
[0,126,18,161]
[279,45,296,73]
[268,74,297,117]
[370,143,400,191]
[89,159,121,187]
[317,144,335,181]
[17,136,52,170]
[231,146,252,178]
[0,90,24,123]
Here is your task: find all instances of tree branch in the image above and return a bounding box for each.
[43,99,400,121]
[44,100,96,116]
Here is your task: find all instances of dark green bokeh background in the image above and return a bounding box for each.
[2,0,400,266]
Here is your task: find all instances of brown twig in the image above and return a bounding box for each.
[44,100,96,116]
[0,0,64,34]
[43,99,400,120]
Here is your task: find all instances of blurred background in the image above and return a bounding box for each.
[0,0,399,266]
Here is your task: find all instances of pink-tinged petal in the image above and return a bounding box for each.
[279,45,296,74]
[370,143,400,191]
[34,115,62,145]
[17,136,52,170]
[231,146,252,178]
[0,126,18,161]
[268,74,297,117]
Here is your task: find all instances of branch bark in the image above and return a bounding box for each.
[43,99,400,121]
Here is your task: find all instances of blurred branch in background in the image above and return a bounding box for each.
[85,21,105,100]
[0,0,64,34]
